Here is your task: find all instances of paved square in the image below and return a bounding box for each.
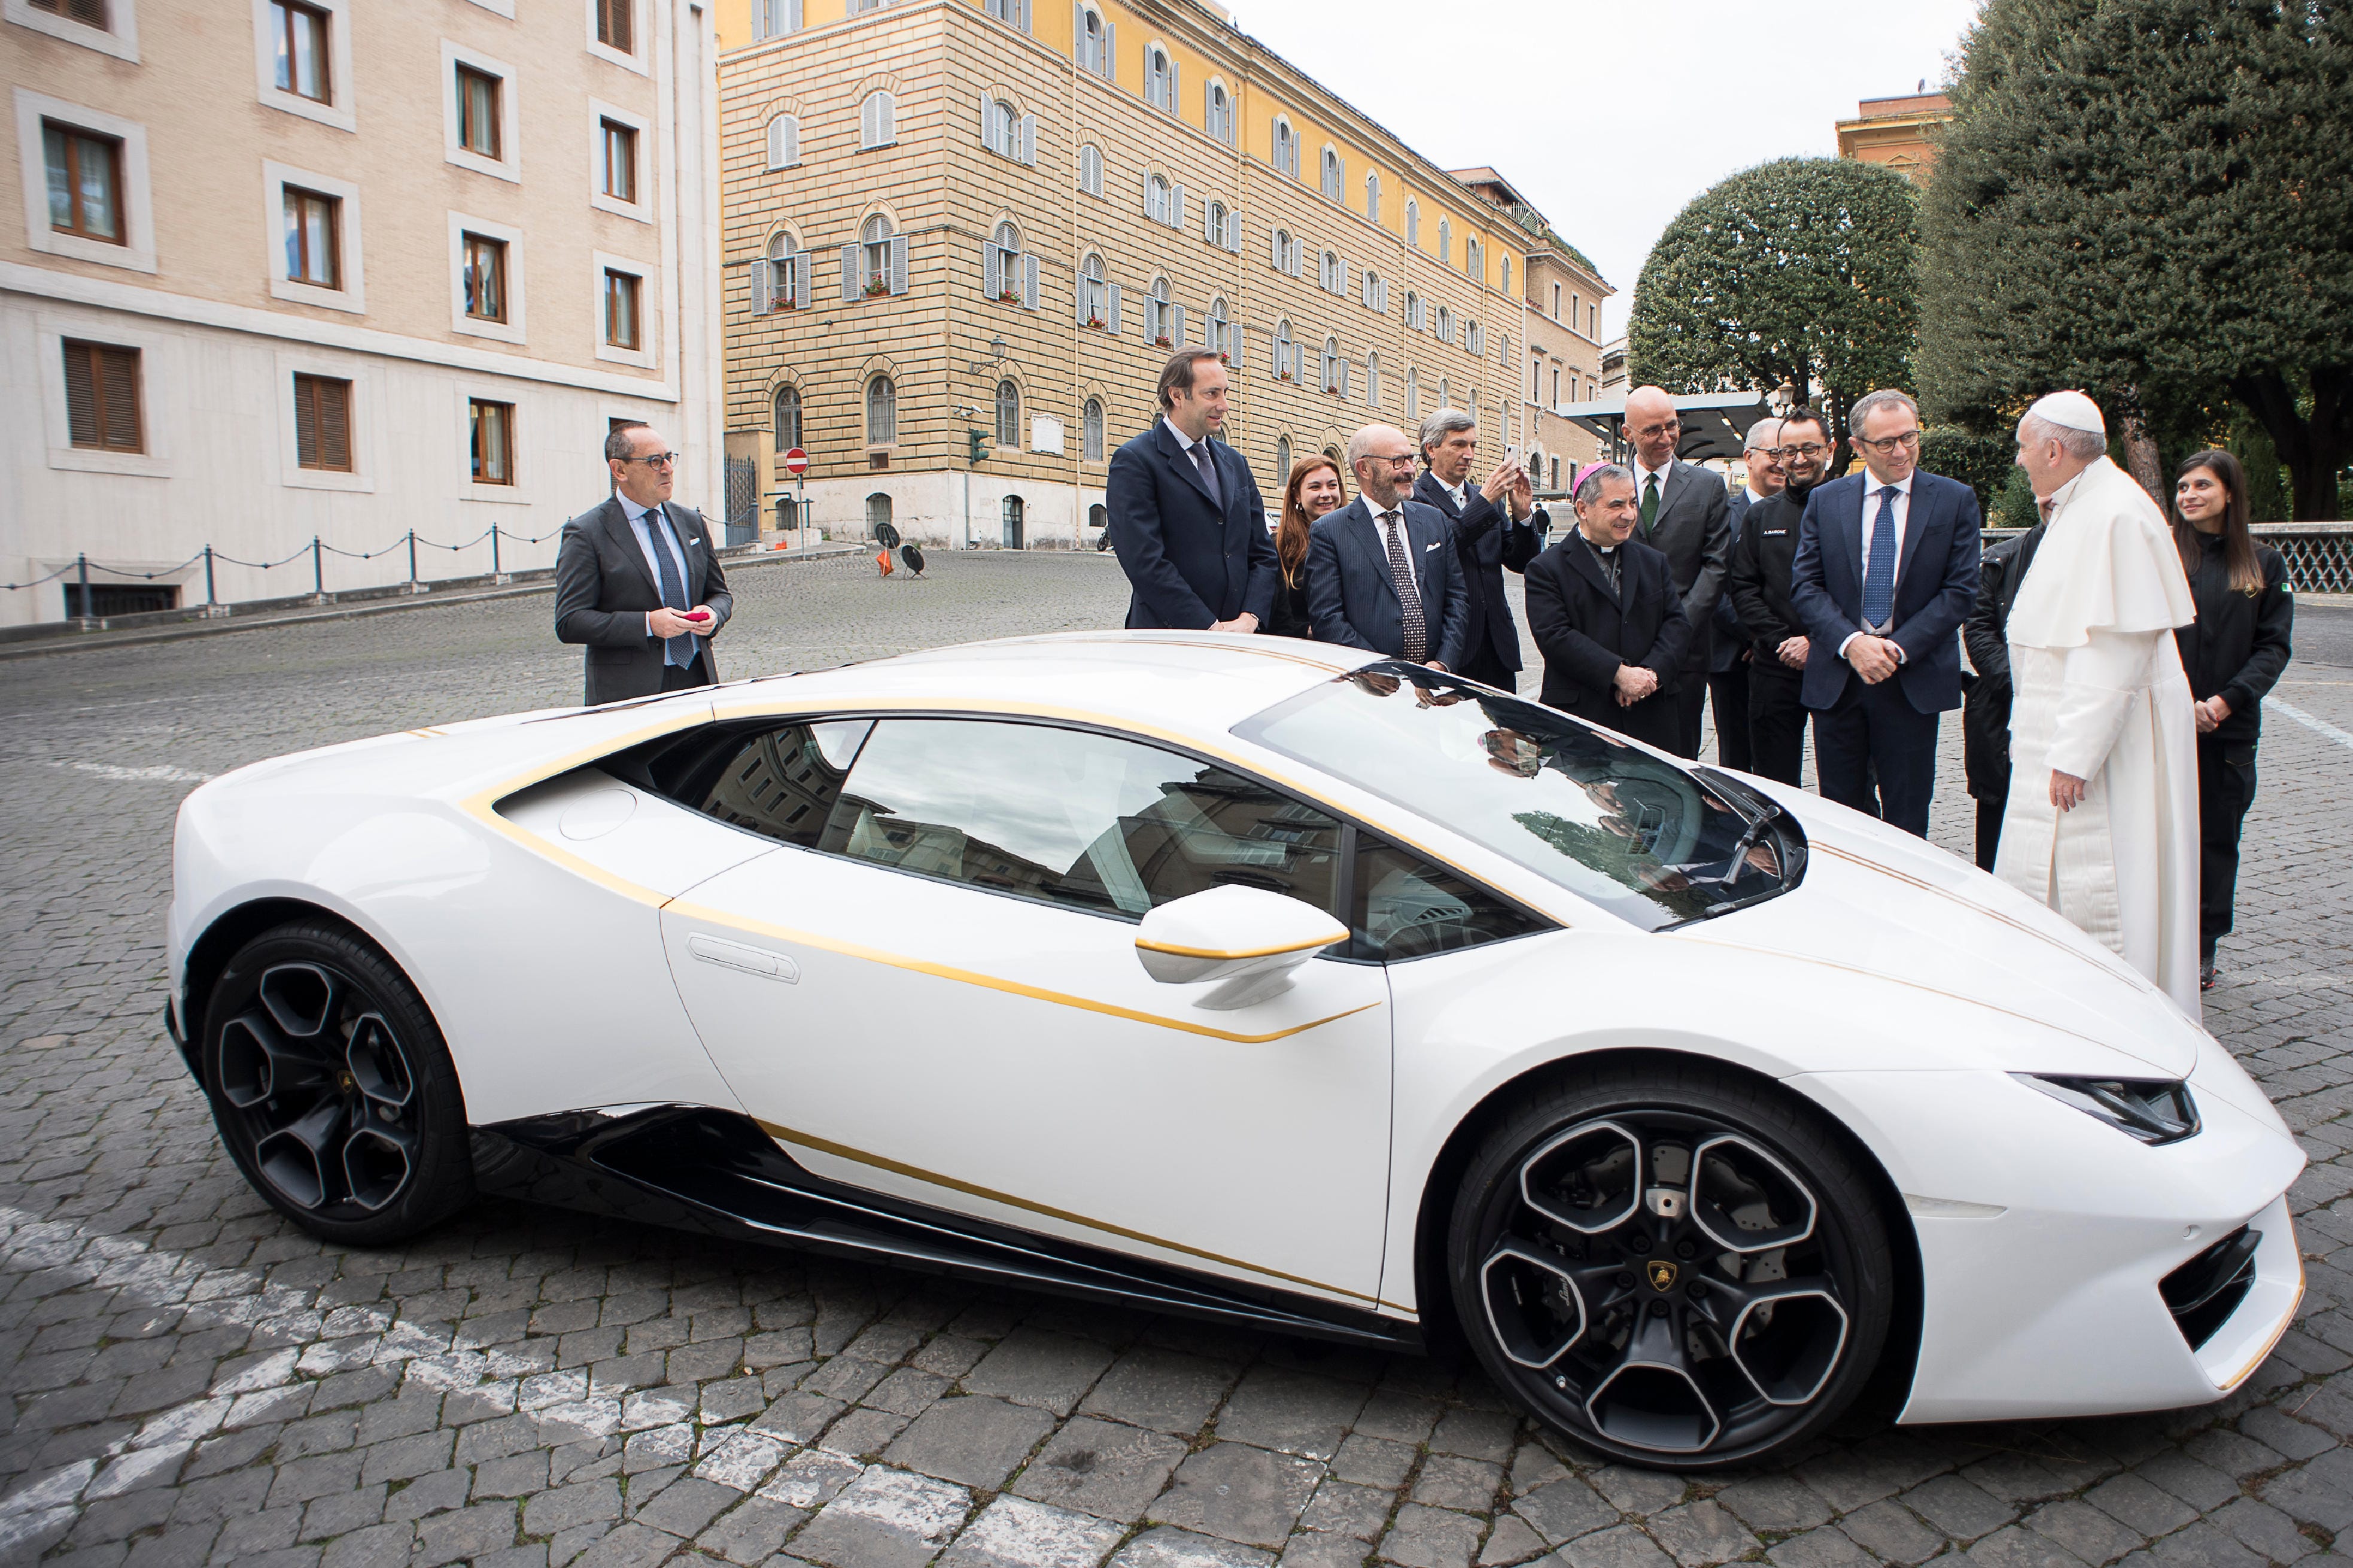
[2,552,2348,1568]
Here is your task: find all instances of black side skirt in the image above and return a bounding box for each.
[473,1105,1422,1353]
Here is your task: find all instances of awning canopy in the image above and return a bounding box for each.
[1558,391,1774,464]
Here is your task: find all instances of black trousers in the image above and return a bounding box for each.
[1708,660,1752,771]
[1457,644,1521,695]
[1813,677,1940,837]
[1668,678,1708,760]
[1747,665,1808,787]
[2197,736,2258,952]
[1974,797,2005,872]
[658,660,713,692]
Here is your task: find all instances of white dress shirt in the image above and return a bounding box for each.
[1743,486,1772,510]
[1840,471,1916,659]
[1632,456,1674,510]
[621,495,697,643]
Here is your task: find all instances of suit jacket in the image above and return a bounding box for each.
[1522,530,1692,750]
[1787,469,1984,714]
[1961,521,2048,801]
[1728,487,1812,668]
[554,497,734,706]
[1710,489,1760,673]
[1105,421,1276,629]
[1632,458,1732,674]
[1412,471,1543,673]
[1306,498,1472,671]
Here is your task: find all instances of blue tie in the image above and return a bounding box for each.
[645,506,694,669]
[1191,440,1222,507]
[1860,486,1898,631]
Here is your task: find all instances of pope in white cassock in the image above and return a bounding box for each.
[1994,391,2202,1012]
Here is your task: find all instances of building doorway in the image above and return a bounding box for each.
[1001,495,1024,549]
[866,493,893,541]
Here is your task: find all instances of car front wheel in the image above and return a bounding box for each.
[201,921,473,1246]
[1449,1060,1893,1469]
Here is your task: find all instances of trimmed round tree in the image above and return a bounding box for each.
[1628,157,1919,461]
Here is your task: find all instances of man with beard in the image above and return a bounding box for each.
[1726,408,1831,785]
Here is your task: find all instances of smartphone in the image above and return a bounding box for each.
[1503,445,1521,469]
[683,609,712,623]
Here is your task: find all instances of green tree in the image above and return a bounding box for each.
[1917,0,2353,519]
[1627,157,1919,461]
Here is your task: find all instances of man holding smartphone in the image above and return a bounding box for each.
[1413,409,1543,692]
[555,421,734,705]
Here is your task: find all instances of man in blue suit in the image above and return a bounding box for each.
[1307,424,1471,670]
[1789,389,1983,837]
[1106,350,1276,632]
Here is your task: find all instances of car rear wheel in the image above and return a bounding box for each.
[201,921,473,1246]
[1448,1059,1893,1470]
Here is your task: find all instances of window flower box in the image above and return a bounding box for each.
[1153,334,1173,348]
[863,279,890,297]
[1086,315,1105,329]
[998,288,1020,304]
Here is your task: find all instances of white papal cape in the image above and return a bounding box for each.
[1994,457,2202,1012]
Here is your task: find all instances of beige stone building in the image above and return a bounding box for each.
[1,0,722,626]
[716,0,1600,547]
[1835,91,1955,184]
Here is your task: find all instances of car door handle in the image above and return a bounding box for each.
[686,933,800,983]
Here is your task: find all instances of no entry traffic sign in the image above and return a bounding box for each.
[783,447,809,476]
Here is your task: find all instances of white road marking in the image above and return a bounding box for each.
[2263,696,2353,752]
[47,761,215,784]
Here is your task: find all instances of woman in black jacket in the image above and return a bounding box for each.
[2171,450,2294,989]
[1266,456,1346,639]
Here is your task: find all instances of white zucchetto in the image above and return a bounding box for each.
[2027,389,2108,436]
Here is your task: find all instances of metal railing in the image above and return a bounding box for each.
[1982,524,2353,595]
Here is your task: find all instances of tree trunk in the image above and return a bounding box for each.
[2118,402,2165,506]
[2233,367,2348,522]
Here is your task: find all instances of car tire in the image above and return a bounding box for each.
[200,921,473,1246]
[1448,1058,1893,1470]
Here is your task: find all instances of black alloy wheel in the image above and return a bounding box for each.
[1449,1061,1893,1469]
[202,921,473,1246]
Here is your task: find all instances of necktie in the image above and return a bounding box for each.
[646,506,695,669]
[1191,440,1222,507]
[1861,486,1898,631]
[1382,513,1428,662]
[1640,472,1660,537]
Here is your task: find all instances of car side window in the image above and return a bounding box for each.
[688,720,872,850]
[817,718,1346,922]
[1352,835,1549,961]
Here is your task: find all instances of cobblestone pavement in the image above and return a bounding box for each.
[4,552,2350,1568]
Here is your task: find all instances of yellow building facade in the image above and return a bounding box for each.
[716,0,1585,546]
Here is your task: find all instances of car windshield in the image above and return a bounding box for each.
[1233,664,1805,931]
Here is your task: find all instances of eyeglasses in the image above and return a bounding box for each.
[621,451,680,468]
[1854,430,1921,455]
[1770,442,1829,459]
[1365,454,1418,470]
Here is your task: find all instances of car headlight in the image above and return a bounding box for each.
[2013,1074,2200,1144]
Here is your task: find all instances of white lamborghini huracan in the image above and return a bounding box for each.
[166,634,2304,1470]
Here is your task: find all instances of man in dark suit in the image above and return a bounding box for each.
[1306,424,1471,670]
[554,421,734,707]
[1622,386,1732,759]
[1961,511,2050,869]
[1412,409,1543,691]
[1788,389,1984,836]
[1728,409,1832,787]
[1106,349,1276,632]
[1523,465,1692,750]
[1710,418,1782,771]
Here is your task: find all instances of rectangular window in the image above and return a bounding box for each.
[293,373,352,471]
[42,120,124,243]
[599,118,637,202]
[271,0,331,102]
[469,398,513,485]
[62,339,142,453]
[282,185,340,287]
[31,0,110,23]
[595,0,631,52]
[604,269,641,349]
[456,65,501,159]
[461,232,507,321]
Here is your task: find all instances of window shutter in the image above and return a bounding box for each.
[63,345,97,447]
[294,377,320,467]
[1106,282,1121,335]
[839,244,858,302]
[1227,212,1242,254]
[1171,303,1185,346]
[1017,0,1029,32]
[1340,361,1350,398]
[889,233,908,294]
[1269,229,1279,270]
[1203,203,1214,244]
[98,346,141,452]
[793,251,811,307]
[1071,1,1083,63]
[984,242,1001,300]
[1233,328,1245,370]
[1075,275,1089,325]
[318,378,350,470]
[1169,60,1178,111]
[1339,261,1349,300]
[1141,172,1153,218]
[1170,184,1184,232]
[861,96,876,147]
[977,91,992,150]
[1103,21,1114,77]
[879,93,895,144]
[1022,252,1039,310]
[766,117,785,169]
[1019,114,1036,165]
[788,0,803,29]
[755,256,776,313]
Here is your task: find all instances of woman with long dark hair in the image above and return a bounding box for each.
[2170,449,2294,989]
[1267,456,1347,639]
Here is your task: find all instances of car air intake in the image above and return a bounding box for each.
[2160,1226,2259,1350]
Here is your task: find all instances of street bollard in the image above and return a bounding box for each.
[312,537,324,598]
[76,552,91,629]
[203,545,216,606]
[491,525,501,578]
[408,529,418,586]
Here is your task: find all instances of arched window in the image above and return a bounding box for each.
[1467,238,1482,279]
[1077,7,1108,75]
[1406,367,1419,422]
[1273,436,1291,486]
[861,214,894,293]
[1435,305,1452,343]
[866,375,896,444]
[1206,200,1229,249]
[1147,277,1171,345]
[1272,228,1296,276]
[983,97,1017,158]
[1364,170,1381,223]
[1361,267,1383,313]
[1002,495,1025,549]
[1207,296,1230,359]
[773,383,802,449]
[1206,82,1232,144]
[1273,319,1293,381]
[1320,146,1342,200]
[1079,253,1106,325]
[1404,290,1422,331]
[1146,46,1173,112]
[765,113,800,170]
[1364,352,1381,409]
[1501,255,1512,296]
[765,230,802,312]
[995,379,1020,447]
[1078,143,1103,198]
[1320,250,1341,293]
[1438,377,1451,409]
[867,492,892,537]
[1083,397,1104,462]
[987,220,1022,303]
[1467,318,1483,357]
[1272,117,1297,179]
[1437,218,1451,266]
[1145,173,1172,226]
[1468,388,1480,426]
[1406,200,1421,248]
[859,90,895,149]
[1321,337,1339,394]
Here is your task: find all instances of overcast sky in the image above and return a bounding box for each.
[1234,0,1984,342]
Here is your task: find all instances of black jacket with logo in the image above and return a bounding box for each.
[1726,486,1814,658]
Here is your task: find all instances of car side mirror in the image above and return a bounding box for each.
[1135,885,1349,1010]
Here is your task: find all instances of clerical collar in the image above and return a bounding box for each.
[2047,464,2091,514]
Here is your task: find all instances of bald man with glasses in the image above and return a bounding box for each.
[555,421,734,705]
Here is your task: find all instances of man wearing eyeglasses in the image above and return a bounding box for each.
[1708,417,1783,771]
[555,421,734,705]
[1620,386,1731,759]
[1787,389,1982,837]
